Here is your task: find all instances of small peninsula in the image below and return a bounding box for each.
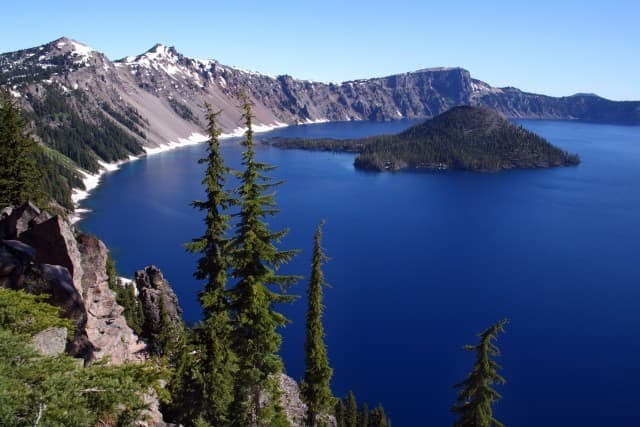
[270,106,581,172]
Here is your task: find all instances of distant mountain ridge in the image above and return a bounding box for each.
[0,37,637,206]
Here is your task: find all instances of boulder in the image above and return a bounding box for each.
[32,327,68,356]
[24,263,94,360]
[77,233,146,364]
[19,215,85,295]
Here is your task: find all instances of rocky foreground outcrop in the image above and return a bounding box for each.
[0,203,331,426]
[0,203,146,363]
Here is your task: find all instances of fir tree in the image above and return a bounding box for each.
[183,102,237,425]
[358,402,369,427]
[0,89,45,206]
[343,391,358,427]
[369,404,391,427]
[228,94,298,426]
[335,400,346,427]
[452,318,509,427]
[301,220,335,426]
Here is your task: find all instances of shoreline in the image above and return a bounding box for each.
[70,118,327,223]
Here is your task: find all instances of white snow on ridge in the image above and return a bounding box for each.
[143,132,207,155]
[70,41,94,57]
[70,119,316,222]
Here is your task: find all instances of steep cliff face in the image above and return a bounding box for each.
[1,37,637,177]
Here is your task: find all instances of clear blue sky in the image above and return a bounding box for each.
[2,0,639,100]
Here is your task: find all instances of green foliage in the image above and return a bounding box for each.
[169,97,197,123]
[154,287,184,358]
[301,221,336,426]
[0,289,164,426]
[358,402,369,427]
[0,89,46,207]
[228,94,298,425]
[34,147,84,210]
[0,288,73,336]
[336,392,391,427]
[101,102,148,139]
[452,318,509,427]
[27,86,143,173]
[163,327,208,425]
[344,391,358,427]
[273,106,581,172]
[106,256,144,335]
[180,102,237,425]
[0,329,163,426]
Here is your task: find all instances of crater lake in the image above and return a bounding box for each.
[78,119,640,427]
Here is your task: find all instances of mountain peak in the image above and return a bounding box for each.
[144,43,179,59]
[46,37,95,59]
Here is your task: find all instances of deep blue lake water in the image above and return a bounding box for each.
[79,119,640,426]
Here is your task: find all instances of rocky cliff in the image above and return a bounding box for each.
[0,202,146,363]
[1,37,637,208]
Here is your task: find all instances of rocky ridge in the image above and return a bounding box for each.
[1,37,638,165]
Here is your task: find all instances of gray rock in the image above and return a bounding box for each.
[25,263,93,360]
[2,239,36,263]
[0,240,35,289]
[0,202,41,240]
[32,327,67,356]
[135,265,183,353]
[269,373,336,427]
[77,233,146,364]
[19,215,85,295]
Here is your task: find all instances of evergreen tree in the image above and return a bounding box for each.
[228,94,298,426]
[183,102,237,425]
[452,318,509,427]
[301,220,335,426]
[343,391,358,427]
[0,89,45,206]
[358,402,369,427]
[335,400,346,427]
[369,404,391,427]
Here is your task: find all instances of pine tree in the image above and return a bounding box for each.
[0,89,45,206]
[335,400,346,427]
[301,220,335,426]
[452,318,509,427]
[358,402,369,427]
[228,94,298,426]
[183,102,237,425]
[343,391,358,427]
[369,404,391,427]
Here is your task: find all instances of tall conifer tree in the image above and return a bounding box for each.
[228,94,298,426]
[301,220,335,426]
[0,89,45,206]
[183,102,237,425]
[452,318,509,427]
[343,391,358,427]
[358,402,369,427]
